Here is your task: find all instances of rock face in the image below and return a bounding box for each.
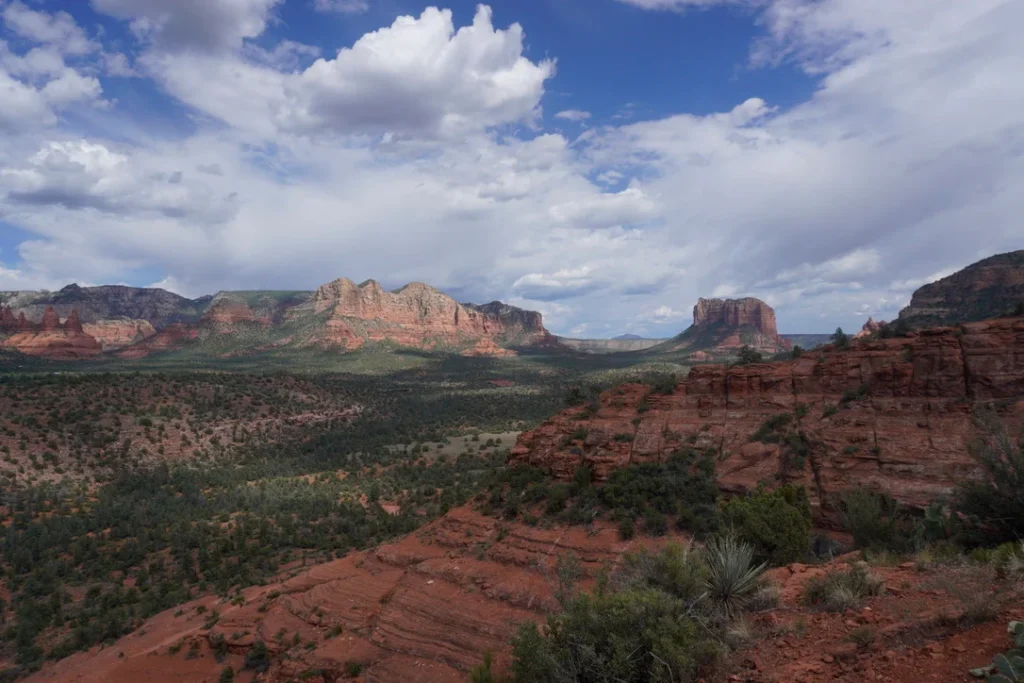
[511,316,1024,514]
[0,306,103,359]
[898,250,1024,328]
[648,297,791,357]
[293,278,553,355]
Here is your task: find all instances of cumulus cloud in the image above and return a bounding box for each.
[0,5,107,129]
[0,0,1021,337]
[2,2,98,55]
[277,6,555,139]
[91,0,282,52]
[1,140,237,223]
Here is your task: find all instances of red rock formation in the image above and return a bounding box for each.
[0,306,17,331]
[0,308,103,359]
[693,297,779,335]
[652,297,791,357]
[855,316,886,338]
[511,316,1024,514]
[81,319,157,351]
[296,278,552,355]
[40,306,61,331]
[115,323,198,359]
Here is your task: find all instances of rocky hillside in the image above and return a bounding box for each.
[898,250,1024,328]
[647,296,791,359]
[512,315,1024,514]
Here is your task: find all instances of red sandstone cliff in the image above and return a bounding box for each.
[0,306,103,359]
[649,296,791,357]
[511,316,1024,513]
[293,278,552,355]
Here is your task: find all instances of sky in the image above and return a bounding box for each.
[0,0,1021,337]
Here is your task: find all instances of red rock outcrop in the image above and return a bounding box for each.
[855,316,886,338]
[511,316,1024,513]
[115,323,199,359]
[81,319,157,351]
[650,297,791,357]
[0,307,103,359]
[294,278,552,355]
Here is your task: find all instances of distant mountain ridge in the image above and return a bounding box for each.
[0,278,555,360]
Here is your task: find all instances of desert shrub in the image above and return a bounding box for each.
[839,490,917,553]
[510,587,721,683]
[244,640,269,673]
[219,667,234,683]
[469,652,508,683]
[802,562,884,611]
[954,413,1024,547]
[703,535,768,616]
[720,485,812,566]
[617,543,707,604]
[736,346,763,365]
[600,450,719,535]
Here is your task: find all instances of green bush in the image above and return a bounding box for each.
[955,414,1024,547]
[511,587,720,683]
[720,485,812,566]
[839,490,917,553]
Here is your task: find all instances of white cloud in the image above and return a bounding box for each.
[555,109,591,121]
[1,140,237,223]
[91,0,282,51]
[312,0,369,14]
[1,0,1022,338]
[639,305,687,324]
[277,6,555,139]
[2,2,98,55]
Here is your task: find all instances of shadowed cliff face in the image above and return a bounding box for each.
[898,250,1024,328]
[511,316,1024,515]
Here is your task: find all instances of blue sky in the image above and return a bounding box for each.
[0,0,1021,337]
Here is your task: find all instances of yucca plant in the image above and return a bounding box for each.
[968,622,1024,681]
[703,534,768,616]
